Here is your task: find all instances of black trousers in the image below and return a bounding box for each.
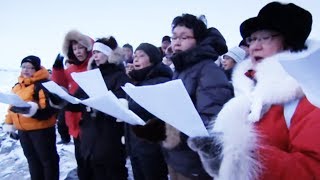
[74,137,88,180]
[19,126,59,180]
[57,109,70,142]
[80,155,128,180]
[130,147,168,180]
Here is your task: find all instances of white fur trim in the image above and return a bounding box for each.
[212,95,261,180]
[208,40,320,179]
[232,50,304,123]
[3,124,16,133]
[22,102,39,117]
[93,42,113,56]
[108,47,125,65]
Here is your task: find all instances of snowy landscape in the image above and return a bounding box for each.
[0,69,133,180]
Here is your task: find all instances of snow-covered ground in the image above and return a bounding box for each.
[0,69,133,180]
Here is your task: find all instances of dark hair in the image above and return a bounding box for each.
[123,43,133,52]
[238,39,249,47]
[171,14,207,43]
[96,36,118,50]
[67,40,77,61]
[162,36,171,43]
[65,59,74,65]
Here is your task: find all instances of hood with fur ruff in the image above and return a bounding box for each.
[62,30,93,59]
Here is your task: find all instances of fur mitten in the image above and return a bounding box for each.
[187,135,223,178]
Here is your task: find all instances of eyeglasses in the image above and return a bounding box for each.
[171,36,195,41]
[245,34,280,45]
[21,66,35,70]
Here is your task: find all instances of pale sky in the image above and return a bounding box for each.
[1,0,319,69]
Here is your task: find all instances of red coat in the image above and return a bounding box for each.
[257,97,320,179]
[52,56,91,138]
[209,42,320,180]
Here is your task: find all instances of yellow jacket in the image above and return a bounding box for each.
[5,67,57,131]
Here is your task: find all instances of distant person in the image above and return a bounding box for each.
[3,55,60,180]
[162,45,175,71]
[123,43,134,64]
[159,35,171,57]
[221,46,246,81]
[126,43,172,180]
[51,29,93,180]
[238,39,249,57]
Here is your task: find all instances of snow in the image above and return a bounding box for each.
[0,69,133,180]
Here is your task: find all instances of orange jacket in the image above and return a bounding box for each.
[5,67,57,131]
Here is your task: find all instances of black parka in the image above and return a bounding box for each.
[126,63,173,179]
[74,63,130,161]
[163,27,233,177]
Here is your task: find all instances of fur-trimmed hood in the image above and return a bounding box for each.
[208,40,320,180]
[62,30,93,59]
[87,47,125,70]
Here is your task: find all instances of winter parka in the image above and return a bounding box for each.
[162,28,233,177]
[208,40,320,180]
[78,59,130,161]
[5,67,57,130]
[51,30,93,138]
[126,63,173,179]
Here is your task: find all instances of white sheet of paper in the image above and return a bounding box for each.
[0,92,30,107]
[81,92,145,125]
[71,69,108,97]
[279,44,320,108]
[43,81,145,125]
[122,79,209,137]
[42,81,81,104]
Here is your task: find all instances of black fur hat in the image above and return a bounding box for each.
[135,43,162,64]
[240,2,312,51]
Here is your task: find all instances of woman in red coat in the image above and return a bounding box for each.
[51,30,93,180]
[188,2,320,180]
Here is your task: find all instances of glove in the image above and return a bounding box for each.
[10,106,31,114]
[187,135,223,177]
[2,124,19,140]
[48,92,67,109]
[3,124,16,133]
[53,53,64,69]
[131,118,166,142]
[10,102,39,117]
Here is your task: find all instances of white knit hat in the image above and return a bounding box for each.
[223,46,246,63]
